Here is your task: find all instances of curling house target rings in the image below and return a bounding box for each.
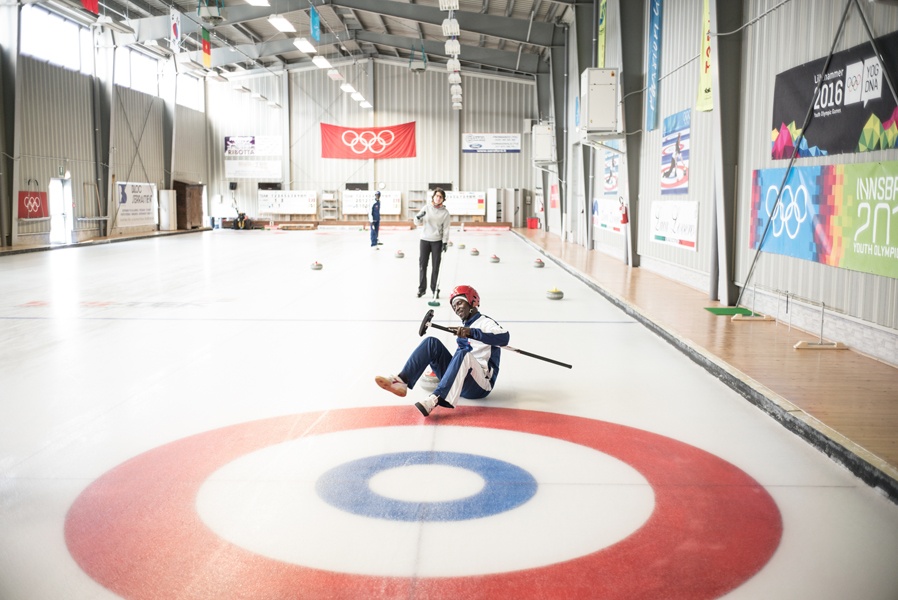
[65,406,781,599]
[316,451,537,521]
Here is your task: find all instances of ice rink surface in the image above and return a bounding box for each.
[1,227,897,599]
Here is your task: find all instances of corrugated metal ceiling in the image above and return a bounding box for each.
[40,0,573,78]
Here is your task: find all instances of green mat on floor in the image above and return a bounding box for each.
[704,307,755,316]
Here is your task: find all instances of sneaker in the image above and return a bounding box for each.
[415,394,440,416]
[375,375,408,397]
[436,398,454,409]
[417,291,425,298]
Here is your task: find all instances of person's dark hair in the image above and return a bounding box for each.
[432,187,445,202]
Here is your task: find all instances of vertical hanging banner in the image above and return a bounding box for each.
[645,0,664,131]
[310,6,320,42]
[320,122,417,159]
[81,0,98,15]
[771,30,898,159]
[750,161,898,279]
[597,0,607,68]
[660,109,690,194]
[202,28,212,68]
[170,8,181,50]
[696,0,713,112]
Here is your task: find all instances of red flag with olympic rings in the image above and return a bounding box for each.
[18,191,49,219]
[320,122,416,159]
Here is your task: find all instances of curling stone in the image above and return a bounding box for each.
[490,254,500,263]
[457,243,466,249]
[470,248,479,256]
[310,261,323,271]
[546,287,564,300]
[395,250,405,258]
[419,369,439,392]
[534,258,545,268]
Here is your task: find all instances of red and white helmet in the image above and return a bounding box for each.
[449,285,480,308]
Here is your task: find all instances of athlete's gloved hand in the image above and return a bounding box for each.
[442,242,448,253]
[456,327,473,339]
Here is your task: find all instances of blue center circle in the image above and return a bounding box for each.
[316,451,538,522]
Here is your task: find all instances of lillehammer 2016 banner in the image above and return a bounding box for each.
[771,30,898,159]
[750,161,898,279]
[320,122,417,160]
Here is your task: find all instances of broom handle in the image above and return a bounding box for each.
[429,323,572,369]
[504,346,572,369]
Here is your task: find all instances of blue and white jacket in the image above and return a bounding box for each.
[457,311,509,385]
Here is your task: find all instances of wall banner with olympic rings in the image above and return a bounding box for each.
[771,30,898,159]
[750,161,898,279]
[320,122,416,160]
[18,191,49,219]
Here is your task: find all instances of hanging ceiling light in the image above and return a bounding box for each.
[441,18,459,36]
[450,84,462,95]
[351,92,365,102]
[439,0,459,10]
[311,55,333,69]
[446,58,460,72]
[360,101,373,109]
[448,72,461,84]
[293,37,316,53]
[451,93,462,102]
[340,83,356,94]
[244,0,269,6]
[445,39,460,56]
[327,69,343,81]
[267,14,295,33]
[451,102,463,110]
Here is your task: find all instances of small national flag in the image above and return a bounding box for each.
[202,28,211,68]
[81,0,98,14]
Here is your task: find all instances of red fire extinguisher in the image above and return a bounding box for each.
[619,200,629,225]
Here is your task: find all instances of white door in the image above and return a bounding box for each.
[48,178,72,245]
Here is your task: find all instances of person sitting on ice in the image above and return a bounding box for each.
[375,285,510,416]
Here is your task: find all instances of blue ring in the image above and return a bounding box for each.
[315,451,538,522]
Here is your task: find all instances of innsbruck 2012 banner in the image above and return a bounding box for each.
[751,161,898,279]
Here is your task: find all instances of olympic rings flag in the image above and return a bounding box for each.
[321,122,416,160]
[17,191,49,219]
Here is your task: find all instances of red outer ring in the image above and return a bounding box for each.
[65,406,782,599]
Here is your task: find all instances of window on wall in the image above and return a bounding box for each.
[79,29,94,76]
[114,46,131,88]
[130,51,158,96]
[21,5,82,72]
[176,74,205,112]
[21,3,170,97]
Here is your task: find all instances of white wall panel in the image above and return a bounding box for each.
[634,0,713,291]
[736,0,898,329]
[109,85,164,186]
[172,104,207,185]
[459,74,536,193]
[15,56,96,242]
[206,72,288,218]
